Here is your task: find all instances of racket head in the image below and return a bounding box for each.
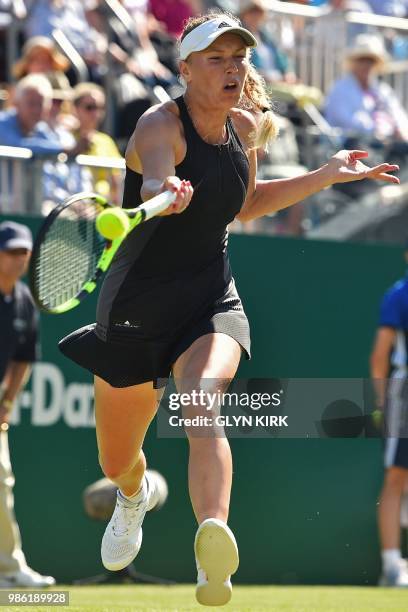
[29,192,109,314]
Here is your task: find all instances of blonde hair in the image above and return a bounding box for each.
[242,64,279,149]
[72,82,105,105]
[180,11,279,150]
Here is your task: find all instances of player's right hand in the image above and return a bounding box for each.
[160,176,193,216]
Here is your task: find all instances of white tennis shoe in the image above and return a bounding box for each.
[101,471,159,571]
[0,566,55,588]
[194,518,239,606]
[379,558,408,587]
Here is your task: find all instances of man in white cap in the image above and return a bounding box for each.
[0,221,55,588]
[325,34,408,147]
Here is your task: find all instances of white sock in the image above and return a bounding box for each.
[382,549,401,570]
[118,475,147,505]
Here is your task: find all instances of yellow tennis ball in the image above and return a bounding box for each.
[372,408,383,430]
[96,208,130,240]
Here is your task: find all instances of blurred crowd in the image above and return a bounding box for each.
[0,0,408,233]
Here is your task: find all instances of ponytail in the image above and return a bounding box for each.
[241,63,279,150]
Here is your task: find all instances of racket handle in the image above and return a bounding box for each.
[139,190,177,221]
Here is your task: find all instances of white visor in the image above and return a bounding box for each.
[179,16,257,61]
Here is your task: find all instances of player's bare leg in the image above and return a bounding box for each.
[95,377,161,570]
[378,466,408,586]
[173,333,241,605]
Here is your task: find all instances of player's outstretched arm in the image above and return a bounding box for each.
[236,149,399,222]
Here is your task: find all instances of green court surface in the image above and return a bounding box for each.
[3,585,408,612]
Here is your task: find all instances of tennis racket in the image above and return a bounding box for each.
[29,190,176,314]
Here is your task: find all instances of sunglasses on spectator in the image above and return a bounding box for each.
[354,56,377,64]
[80,103,104,112]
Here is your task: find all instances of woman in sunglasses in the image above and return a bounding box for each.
[72,82,122,203]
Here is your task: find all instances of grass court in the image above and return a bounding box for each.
[5,584,408,612]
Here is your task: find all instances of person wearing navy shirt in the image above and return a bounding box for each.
[0,221,55,588]
[371,249,408,587]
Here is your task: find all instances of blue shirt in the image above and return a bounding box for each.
[0,109,94,207]
[379,276,408,371]
[0,109,63,156]
[324,74,408,139]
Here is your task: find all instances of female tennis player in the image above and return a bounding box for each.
[60,11,399,606]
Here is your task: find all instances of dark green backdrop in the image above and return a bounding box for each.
[2,215,404,585]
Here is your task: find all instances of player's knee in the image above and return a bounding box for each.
[177,377,232,401]
[99,456,135,481]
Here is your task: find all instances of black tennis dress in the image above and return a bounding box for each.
[59,96,251,387]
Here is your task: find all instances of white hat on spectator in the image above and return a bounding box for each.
[345,34,389,69]
[0,222,33,251]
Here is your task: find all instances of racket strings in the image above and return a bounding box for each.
[34,199,106,309]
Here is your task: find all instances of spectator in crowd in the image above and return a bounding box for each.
[72,82,122,201]
[44,71,75,146]
[324,34,408,159]
[124,0,178,79]
[120,0,181,75]
[24,0,108,82]
[91,0,179,140]
[0,0,26,81]
[0,74,87,156]
[40,72,94,209]
[238,0,296,84]
[149,0,202,39]
[370,244,408,586]
[107,0,176,87]
[0,221,55,588]
[12,37,70,80]
[0,74,91,208]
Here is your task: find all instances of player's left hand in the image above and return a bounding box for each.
[327,150,400,185]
